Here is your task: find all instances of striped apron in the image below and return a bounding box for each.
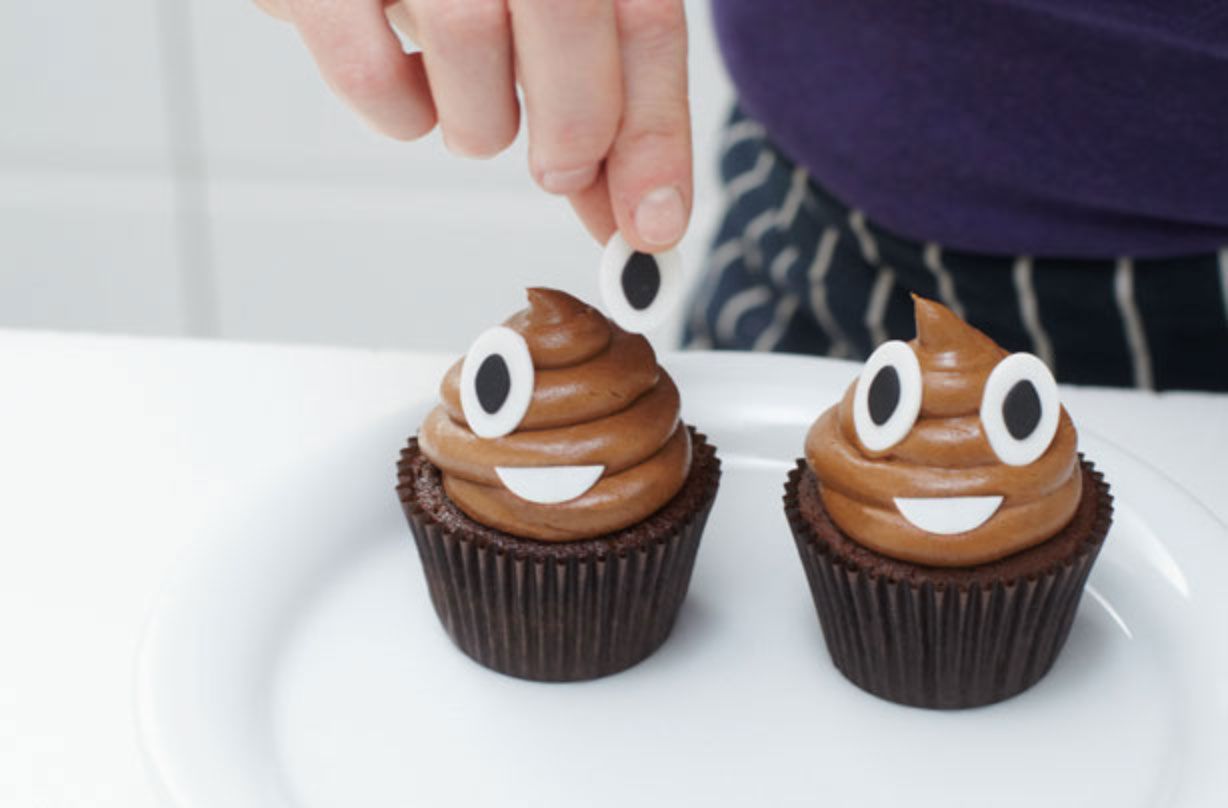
[684,109,1228,392]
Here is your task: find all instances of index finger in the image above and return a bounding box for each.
[604,0,691,251]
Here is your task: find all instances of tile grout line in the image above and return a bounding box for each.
[155,0,218,338]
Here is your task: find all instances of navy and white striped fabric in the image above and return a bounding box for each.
[684,109,1228,392]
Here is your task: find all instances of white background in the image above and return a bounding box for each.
[0,1,733,352]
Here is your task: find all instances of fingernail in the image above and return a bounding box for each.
[634,186,686,247]
[540,165,598,194]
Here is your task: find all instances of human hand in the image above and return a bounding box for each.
[255,0,692,252]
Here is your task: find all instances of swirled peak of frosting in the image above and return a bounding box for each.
[806,296,1081,566]
[419,288,691,541]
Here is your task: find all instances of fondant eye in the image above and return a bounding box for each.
[460,326,535,439]
[853,340,923,452]
[598,231,683,333]
[980,353,1061,466]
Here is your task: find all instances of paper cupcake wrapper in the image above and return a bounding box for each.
[399,432,719,682]
[784,459,1113,709]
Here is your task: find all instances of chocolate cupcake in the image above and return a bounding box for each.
[398,288,720,681]
[784,296,1113,708]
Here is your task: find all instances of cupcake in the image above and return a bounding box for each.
[784,296,1113,708]
[397,288,721,681]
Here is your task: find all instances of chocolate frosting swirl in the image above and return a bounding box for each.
[806,297,1081,566]
[419,288,691,541]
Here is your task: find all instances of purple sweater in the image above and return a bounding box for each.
[712,0,1228,258]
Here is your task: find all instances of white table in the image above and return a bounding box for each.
[2,330,1225,807]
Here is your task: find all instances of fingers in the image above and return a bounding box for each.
[605,0,691,251]
[289,0,437,140]
[510,0,623,194]
[414,0,519,157]
[269,0,692,254]
[568,169,618,244]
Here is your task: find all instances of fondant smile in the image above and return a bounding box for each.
[495,465,606,504]
[893,495,1004,535]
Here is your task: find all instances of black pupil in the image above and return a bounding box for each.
[1003,380,1042,440]
[868,365,901,426]
[622,252,661,311]
[474,354,511,415]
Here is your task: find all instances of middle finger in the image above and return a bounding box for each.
[414,0,520,157]
[510,0,622,194]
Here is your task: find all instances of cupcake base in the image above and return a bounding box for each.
[397,427,720,682]
[784,457,1113,709]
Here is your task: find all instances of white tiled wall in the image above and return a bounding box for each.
[0,3,172,170]
[0,3,186,335]
[0,174,184,334]
[0,1,732,353]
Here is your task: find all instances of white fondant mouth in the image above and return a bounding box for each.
[495,465,605,504]
[893,495,1004,535]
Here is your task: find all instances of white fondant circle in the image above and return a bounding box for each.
[853,340,923,452]
[459,326,535,439]
[894,495,1004,535]
[494,465,605,504]
[598,232,684,334]
[980,353,1061,467]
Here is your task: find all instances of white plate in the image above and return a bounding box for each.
[138,352,1228,808]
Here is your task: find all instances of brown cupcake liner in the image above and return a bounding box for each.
[784,458,1113,709]
[397,429,720,682]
